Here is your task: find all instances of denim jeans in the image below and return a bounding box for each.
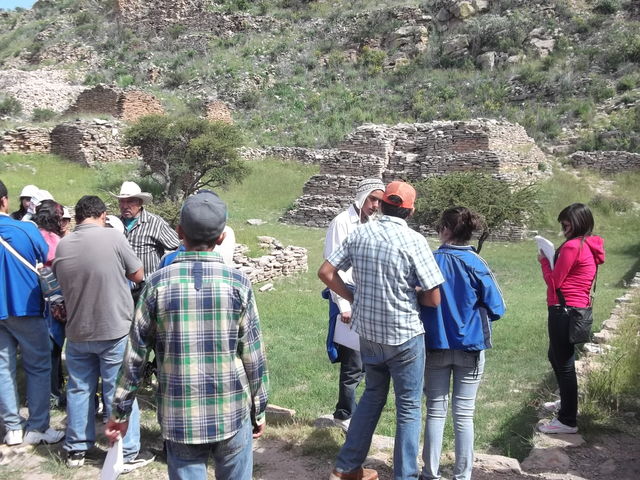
[64,336,140,460]
[335,334,425,480]
[0,316,52,433]
[421,349,485,480]
[165,420,253,480]
[547,306,577,427]
[334,344,364,420]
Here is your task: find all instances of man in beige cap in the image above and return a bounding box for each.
[113,181,179,280]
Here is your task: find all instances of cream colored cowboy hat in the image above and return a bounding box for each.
[111,181,153,204]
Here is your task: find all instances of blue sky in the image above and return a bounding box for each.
[2,0,37,9]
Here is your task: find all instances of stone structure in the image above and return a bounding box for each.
[0,127,51,154]
[241,146,328,165]
[205,100,233,124]
[568,150,640,174]
[50,120,138,166]
[65,85,164,123]
[233,236,307,285]
[282,120,550,228]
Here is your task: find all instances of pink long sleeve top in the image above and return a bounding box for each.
[540,235,605,308]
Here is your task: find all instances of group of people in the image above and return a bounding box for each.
[319,179,603,480]
[0,172,604,480]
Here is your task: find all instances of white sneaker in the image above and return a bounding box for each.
[4,429,23,446]
[538,417,578,434]
[543,399,561,412]
[333,417,351,433]
[23,427,65,445]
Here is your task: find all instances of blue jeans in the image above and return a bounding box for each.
[335,334,425,480]
[421,350,485,480]
[166,421,253,480]
[64,336,140,460]
[0,316,52,433]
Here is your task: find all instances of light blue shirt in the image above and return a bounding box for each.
[328,215,444,345]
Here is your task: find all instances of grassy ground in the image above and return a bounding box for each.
[2,155,639,463]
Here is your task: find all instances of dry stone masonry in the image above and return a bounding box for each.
[0,127,51,154]
[233,236,307,285]
[50,120,138,166]
[65,85,164,123]
[568,150,640,174]
[282,120,550,228]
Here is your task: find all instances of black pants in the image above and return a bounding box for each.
[547,306,578,427]
[334,344,364,420]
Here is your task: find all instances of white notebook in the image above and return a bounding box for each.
[334,315,360,351]
[535,235,555,269]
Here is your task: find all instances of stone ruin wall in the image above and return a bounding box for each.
[281,120,551,232]
[50,120,138,166]
[568,151,640,174]
[66,85,164,123]
[1,127,51,154]
[234,236,308,285]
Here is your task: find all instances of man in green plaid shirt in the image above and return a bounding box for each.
[106,190,269,480]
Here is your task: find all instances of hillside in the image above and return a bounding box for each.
[0,0,639,153]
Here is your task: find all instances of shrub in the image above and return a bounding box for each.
[616,74,638,92]
[0,95,22,116]
[358,46,386,76]
[413,172,541,234]
[593,0,620,14]
[590,193,632,214]
[31,108,57,122]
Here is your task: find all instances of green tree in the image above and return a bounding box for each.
[413,172,541,234]
[124,115,247,202]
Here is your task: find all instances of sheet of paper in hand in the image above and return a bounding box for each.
[334,314,360,351]
[535,235,555,269]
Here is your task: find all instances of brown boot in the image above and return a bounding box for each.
[329,467,379,480]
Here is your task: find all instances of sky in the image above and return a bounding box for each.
[2,0,37,10]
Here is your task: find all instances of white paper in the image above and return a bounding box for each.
[101,437,123,480]
[333,314,360,351]
[535,235,555,269]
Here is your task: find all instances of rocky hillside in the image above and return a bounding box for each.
[0,0,639,153]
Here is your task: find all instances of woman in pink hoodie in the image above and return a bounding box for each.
[538,203,605,434]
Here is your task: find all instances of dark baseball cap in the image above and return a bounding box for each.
[179,191,227,242]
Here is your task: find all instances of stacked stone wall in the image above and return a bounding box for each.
[0,127,51,154]
[233,236,308,284]
[50,120,138,166]
[241,146,330,165]
[282,120,550,230]
[568,151,640,174]
[118,90,164,122]
[66,85,164,122]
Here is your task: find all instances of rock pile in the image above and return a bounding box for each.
[205,100,233,124]
[0,127,51,154]
[65,84,164,123]
[281,120,550,229]
[0,68,85,117]
[233,236,308,285]
[568,150,640,174]
[50,119,138,166]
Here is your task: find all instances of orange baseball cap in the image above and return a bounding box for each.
[382,181,416,209]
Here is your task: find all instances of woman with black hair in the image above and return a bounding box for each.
[538,203,605,434]
[420,207,506,480]
[33,199,66,409]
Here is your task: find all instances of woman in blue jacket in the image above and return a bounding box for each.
[420,207,506,480]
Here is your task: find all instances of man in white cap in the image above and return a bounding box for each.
[321,178,384,432]
[113,181,179,280]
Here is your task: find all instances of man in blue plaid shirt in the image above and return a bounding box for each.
[106,191,269,480]
[319,181,444,480]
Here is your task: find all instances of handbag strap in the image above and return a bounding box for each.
[0,235,41,276]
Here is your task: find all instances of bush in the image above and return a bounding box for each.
[413,172,541,234]
[593,0,620,14]
[590,193,633,214]
[0,95,22,116]
[31,108,57,122]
